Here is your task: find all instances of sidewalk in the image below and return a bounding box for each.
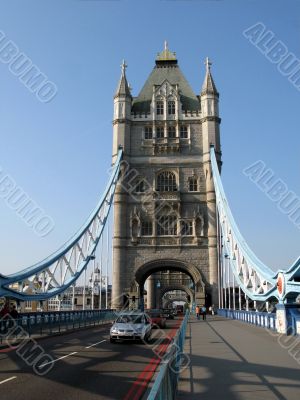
[177,315,300,400]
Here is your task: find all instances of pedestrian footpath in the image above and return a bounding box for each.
[177,315,300,400]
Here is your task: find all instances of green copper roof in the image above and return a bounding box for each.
[132,63,200,113]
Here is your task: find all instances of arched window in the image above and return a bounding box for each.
[181,220,193,236]
[144,126,153,140]
[168,100,175,115]
[141,220,152,236]
[134,180,145,193]
[188,177,198,192]
[156,100,164,115]
[157,215,177,236]
[168,125,176,138]
[157,171,177,192]
[156,126,164,139]
[180,125,188,138]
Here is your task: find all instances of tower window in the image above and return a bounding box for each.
[157,171,177,192]
[168,126,176,138]
[168,100,175,115]
[180,125,188,138]
[188,177,198,192]
[181,220,193,236]
[156,100,164,115]
[144,126,153,140]
[141,220,153,236]
[156,126,164,139]
[135,180,145,193]
[157,215,177,236]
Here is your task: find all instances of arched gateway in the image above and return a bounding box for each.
[111,44,221,310]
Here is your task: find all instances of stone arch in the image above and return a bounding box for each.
[135,259,204,290]
[164,298,188,309]
[160,284,194,300]
[160,284,193,308]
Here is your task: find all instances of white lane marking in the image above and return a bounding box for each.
[39,351,78,368]
[85,339,106,349]
[0,376,17,385]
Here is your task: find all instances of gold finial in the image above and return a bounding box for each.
[205,57,212,72]
[121,59,127,74]
[156,41,177,61]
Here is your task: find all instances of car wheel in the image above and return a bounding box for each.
[110,337,116,343]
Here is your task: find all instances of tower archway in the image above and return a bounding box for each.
[134,259,205,310]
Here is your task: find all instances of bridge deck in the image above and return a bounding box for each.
[177,316,300,400]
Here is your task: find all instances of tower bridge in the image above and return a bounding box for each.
[1,43,300,332]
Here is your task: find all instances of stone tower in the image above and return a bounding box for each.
[112,44,221,310]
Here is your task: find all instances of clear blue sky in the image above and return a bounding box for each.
[0,0,299,276]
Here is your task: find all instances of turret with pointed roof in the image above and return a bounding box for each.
[112,60,132,163]
[114,60,132,98]
[201,57,219,97]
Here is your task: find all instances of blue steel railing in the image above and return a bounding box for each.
[218,308,277,331]
[0,309,116,343]
[147,311,189,400]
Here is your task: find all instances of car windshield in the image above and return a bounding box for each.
[116,315,143,324]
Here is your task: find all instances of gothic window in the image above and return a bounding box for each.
[156,126,164,139]
[188,177,198,192]
[156,100,164,115]
[168,100,175,115]
[157,171,177,192]
[144,126,153,140]
[157,215,177,236]
[168,125,176,138]
[134,180,145,193]
[180,125,188,138]
[141,220,153,236]
[181,220,193,236]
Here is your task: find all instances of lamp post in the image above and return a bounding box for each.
[225,254,230,309]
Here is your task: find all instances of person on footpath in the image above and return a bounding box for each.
[195,305,200,320]
[201,305,207,320]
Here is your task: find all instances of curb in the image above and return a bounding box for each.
[0,320,113,350]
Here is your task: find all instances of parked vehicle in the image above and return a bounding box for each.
[110,311,152,343]
[146,309,167,328]
[162,309,174,319]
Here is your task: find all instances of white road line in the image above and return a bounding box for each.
[85,339,106,349]
[0,376,17,385]
[39,351,78,368]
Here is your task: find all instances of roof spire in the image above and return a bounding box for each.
[201,56,218,97]
[156,41,177,64]
[205,57,212,72]
[121,59,127,75]
[114,59,131,98]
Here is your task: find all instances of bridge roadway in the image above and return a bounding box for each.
[178,315,300,400]
[0,318,181,400]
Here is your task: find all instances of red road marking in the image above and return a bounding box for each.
[123,317,183,400]
[0,346,19,353]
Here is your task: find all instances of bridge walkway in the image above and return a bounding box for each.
[177,315,300,400]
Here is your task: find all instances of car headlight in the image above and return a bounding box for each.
[111,327,118,333]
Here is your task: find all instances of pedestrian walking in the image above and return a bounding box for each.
[195,305,200,320]
[201,305,207,320]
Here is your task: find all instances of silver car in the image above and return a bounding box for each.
[110,311,152,343]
